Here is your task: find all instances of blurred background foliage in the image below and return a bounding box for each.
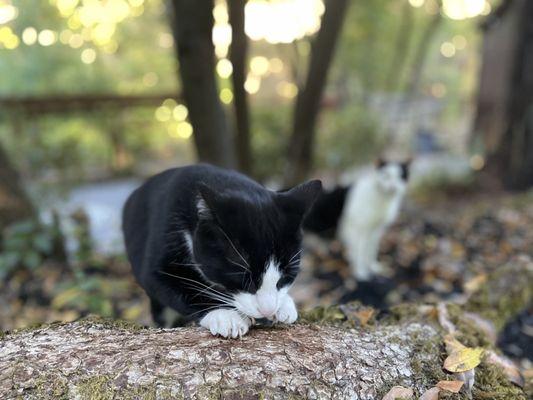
[0,0,489,182]
[2,0,532,334]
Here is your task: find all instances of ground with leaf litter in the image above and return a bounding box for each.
[0,191,532,399]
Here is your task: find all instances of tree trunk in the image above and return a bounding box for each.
[403,6,443,100]
[0,144,35,230]
[384,0,414,92]
[169,0,236,169]
[283,0,350,187]
[474,0,533,190]
[1,319,441,399]
[228,0,252,176]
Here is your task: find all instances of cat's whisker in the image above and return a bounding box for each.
[216,226,250,269]
[170,262,202,267]
[188,305,234,318]
[183,282,234,303]
[287,249,303,264]
[185,282,234,303]
[226,258,250,272]
[158,271,234,302]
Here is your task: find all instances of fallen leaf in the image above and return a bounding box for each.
[419,387,440,400]
[436,380,464,393]
[339,303,375,326]
[485,349,524,387]
[444,346,484,373]
[355,308,375,326]
[382,385,413,400]
[463,273,487,293]
[444,334,466,353]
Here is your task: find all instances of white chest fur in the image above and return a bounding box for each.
[338,165,406,280]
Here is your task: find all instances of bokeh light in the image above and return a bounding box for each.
[81,48,97,64]
[277,81,298,98]
[440,42,456,58]
[244,75,261,94]
[216,58,233,78]
[0,1,18,25]
[22,27,38,45]
[38,30,57,47]
[244,0,324,44]
[409,0,425,7]
[250,56,269,76]
[220,88,233,104]
[442,0,489,20]
[173,105,189,122]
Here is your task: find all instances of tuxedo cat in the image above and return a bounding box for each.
[303,159,410,280]
[338,160,409,280]
[122,164,321,338]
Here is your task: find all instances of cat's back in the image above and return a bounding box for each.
[341,174,389,228]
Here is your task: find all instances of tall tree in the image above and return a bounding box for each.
[228,0,252,175]
[403,2,443,99]
[385,0,415,92]
[169,0,236,168]
[283,0,350,186]
[475,0,533,190]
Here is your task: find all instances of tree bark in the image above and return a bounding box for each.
[403,5,443,100]
[283,0,350,187]
[384,0,415,92]
[474,0,533,190]
[169,0,236,169]
[0,144,35,230]
[1,320,440,399]
[228,0,253,176]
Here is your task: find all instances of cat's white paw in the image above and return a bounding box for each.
[200,309,251,338]
[275,295,298,324]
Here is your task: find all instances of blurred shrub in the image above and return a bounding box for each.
[316,104,385,171]
[251,105,291,181]
[0,219,59,279]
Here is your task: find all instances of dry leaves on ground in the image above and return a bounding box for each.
[381,385,414,400]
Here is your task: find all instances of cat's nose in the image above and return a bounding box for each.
[257,295,277,318]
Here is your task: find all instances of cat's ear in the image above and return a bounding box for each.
[376,157,387,169]
[277,180,322,219]
[400,158,412,181]
[197,183,219,219]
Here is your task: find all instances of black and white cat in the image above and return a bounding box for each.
[304,159,410,281]
[122,164,321,338]
[339,160,409,280]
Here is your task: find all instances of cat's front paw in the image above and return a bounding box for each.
[200,309,251,338]
[275,295,297,324]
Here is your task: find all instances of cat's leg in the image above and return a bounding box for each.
[199,309,252,338]
[354,234,373,281]
[368,229,386,275]
[145,268,253,338]
[275,294,297,324]
[149,297,166,327]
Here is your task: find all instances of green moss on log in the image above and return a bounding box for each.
[465,258,533,331]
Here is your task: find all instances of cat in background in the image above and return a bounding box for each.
[122,164,321,338]
[304,159,410,280]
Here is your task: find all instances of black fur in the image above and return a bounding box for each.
[122,164,321,325]
[302,186,349,238]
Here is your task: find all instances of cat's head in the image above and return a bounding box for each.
[375,158,411,194]
[192,180,322,320]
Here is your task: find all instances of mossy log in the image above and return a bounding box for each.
[1,257,530,400]
[1,320,442,399]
